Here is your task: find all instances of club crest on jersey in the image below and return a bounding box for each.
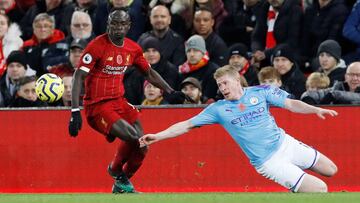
[250,97,259,105]
[82,53,92,64]
[117,55,123,64]
[125,54,131,65]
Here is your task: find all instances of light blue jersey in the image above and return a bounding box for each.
[190,85,290,167]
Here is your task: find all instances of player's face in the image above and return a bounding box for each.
[107,12,131,40]
[144,48,161,64]
[216,74,242,101]
[181,84,202,103]
[186,48,204,64]
[229,55,247,71]
[18,81,37,102]
[193,10,214,36]
[150,6,171,31]
[319,52,337,71]
[273,56,293,75]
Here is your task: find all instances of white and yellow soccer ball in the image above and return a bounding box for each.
[35,73,64,103]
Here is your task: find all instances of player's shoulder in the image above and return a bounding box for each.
[124,38,142,49]
[246,85,272,92]
[87,34,108,47]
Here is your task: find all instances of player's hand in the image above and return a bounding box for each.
[316,108,338,119]
[139,134,158,148]
[164,91,187,104]
[69,110,82,137]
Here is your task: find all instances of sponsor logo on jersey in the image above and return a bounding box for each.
[82,53,92,64]
[230,107,265,125]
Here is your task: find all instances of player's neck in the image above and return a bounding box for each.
[108,35,124,47]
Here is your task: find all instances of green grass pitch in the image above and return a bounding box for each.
[0,192,359,203]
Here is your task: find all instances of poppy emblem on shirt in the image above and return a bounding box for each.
[238,103,246,112]
[117,55,123,64]
[82,53,92,64]
[250,97,259,105]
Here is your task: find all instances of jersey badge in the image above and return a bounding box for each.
[250,97,259,105]
[82,53,92,64]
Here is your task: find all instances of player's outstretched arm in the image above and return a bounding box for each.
[69,69,88,137]
[284,98,338,119]
[139,119,194,147]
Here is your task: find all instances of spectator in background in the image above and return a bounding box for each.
[0,50,28,107]
[0,13,23,77]
[301,62,360,104]
[179,35,219,100]
[193,7,228,66]
[146,0,188,38]
[20,0,68,40]
[219,0,264,47]
[141,80,168,105]
[94,0,145,41]
[300,72,330,104]
[342,0,360,63]
[64,11,95,44]
[180,76,213,104]
[61,0,98,36]
[0,0,25,24]
[60,74,72,107]
[302,0,349,72]
[138,5,186,66]
[48,38,87,78]
[23,13,67,77]
[317,40,347,86]
[9,75,47,107]
[257,66,282,87]
[251,0,303,67]
[272,44,306,99]
[228,43,259,86]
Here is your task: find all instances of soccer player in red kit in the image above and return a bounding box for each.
[68,8,185,193]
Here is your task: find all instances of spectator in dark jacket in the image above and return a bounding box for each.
[316,40,347,86]
[93,0,145,41]
[251,0,303,66]
[342,0,360,63]
[193,7,228,66]
[138,5,186,66]
[227,43,259,86]
[20,0,68,40]
[61,0,98,36]
[219,0,264,48]
[302,0,349,71]
[22,13,66,77]
[301,62,360,104]
[179,34,219,100]
[272,44,306,99]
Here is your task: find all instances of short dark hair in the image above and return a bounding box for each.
[15,76,36,91]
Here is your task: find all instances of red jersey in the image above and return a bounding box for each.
[78,34,150,105]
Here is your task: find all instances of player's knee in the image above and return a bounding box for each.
[316,181,328,193]
[327,163,338,177]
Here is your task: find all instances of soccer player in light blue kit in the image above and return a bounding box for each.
[139,66,338,192]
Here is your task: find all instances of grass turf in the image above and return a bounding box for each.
[0,192,359,203]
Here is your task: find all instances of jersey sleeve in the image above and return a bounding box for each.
[133,45,150,73]
[264,85,290,107]
[190,103,219,127]
[77,39,101,73]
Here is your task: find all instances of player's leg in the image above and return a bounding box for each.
[297,174,327,192]
[309,153,338,177]
[122,119,148,178]
[109,119,140,141]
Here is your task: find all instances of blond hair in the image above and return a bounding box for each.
[214,65,240,80]
[306,72,330,90]
[258,66,281,83]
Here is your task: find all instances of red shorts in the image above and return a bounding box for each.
[84,97,139,138]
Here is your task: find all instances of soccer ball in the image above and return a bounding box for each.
[35,73,64,103]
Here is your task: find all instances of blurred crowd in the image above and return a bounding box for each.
[0,0,359,108]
